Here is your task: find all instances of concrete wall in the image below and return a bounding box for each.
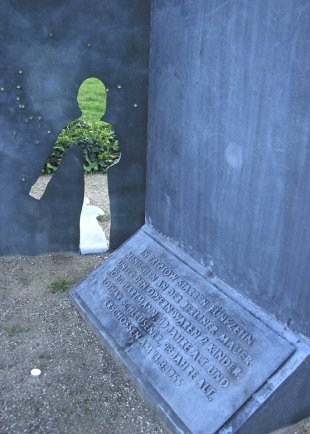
[0,0,150,254]
[147,0,310,336]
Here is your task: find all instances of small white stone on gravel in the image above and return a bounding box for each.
[30,368,41,377]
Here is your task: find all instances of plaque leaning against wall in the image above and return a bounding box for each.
[71,227,294,434]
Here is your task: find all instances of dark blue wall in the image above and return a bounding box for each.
[147,0,310,336]
[0,0,150,254]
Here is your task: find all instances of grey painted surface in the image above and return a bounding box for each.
[147,0,310,337]
[0,0,150,255]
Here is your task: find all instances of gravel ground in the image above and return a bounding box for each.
[1,174,309,434]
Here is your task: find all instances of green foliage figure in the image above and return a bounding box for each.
[43,78,120,174]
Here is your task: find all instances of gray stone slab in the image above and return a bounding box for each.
[71,227,294,434]
[147,0,310,337]
[0,0,150,255]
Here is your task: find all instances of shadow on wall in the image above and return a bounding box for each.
[29,77,121,254]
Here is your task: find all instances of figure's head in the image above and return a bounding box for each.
[77,77,106,121]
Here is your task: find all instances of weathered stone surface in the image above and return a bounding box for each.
[71,227,294,434]
[147,0,310,337]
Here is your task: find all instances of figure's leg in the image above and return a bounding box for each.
[40,144,84,252]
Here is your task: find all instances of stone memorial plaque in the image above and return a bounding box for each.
[71,227,294,434]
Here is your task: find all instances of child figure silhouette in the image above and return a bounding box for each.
[31,77,119,252]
